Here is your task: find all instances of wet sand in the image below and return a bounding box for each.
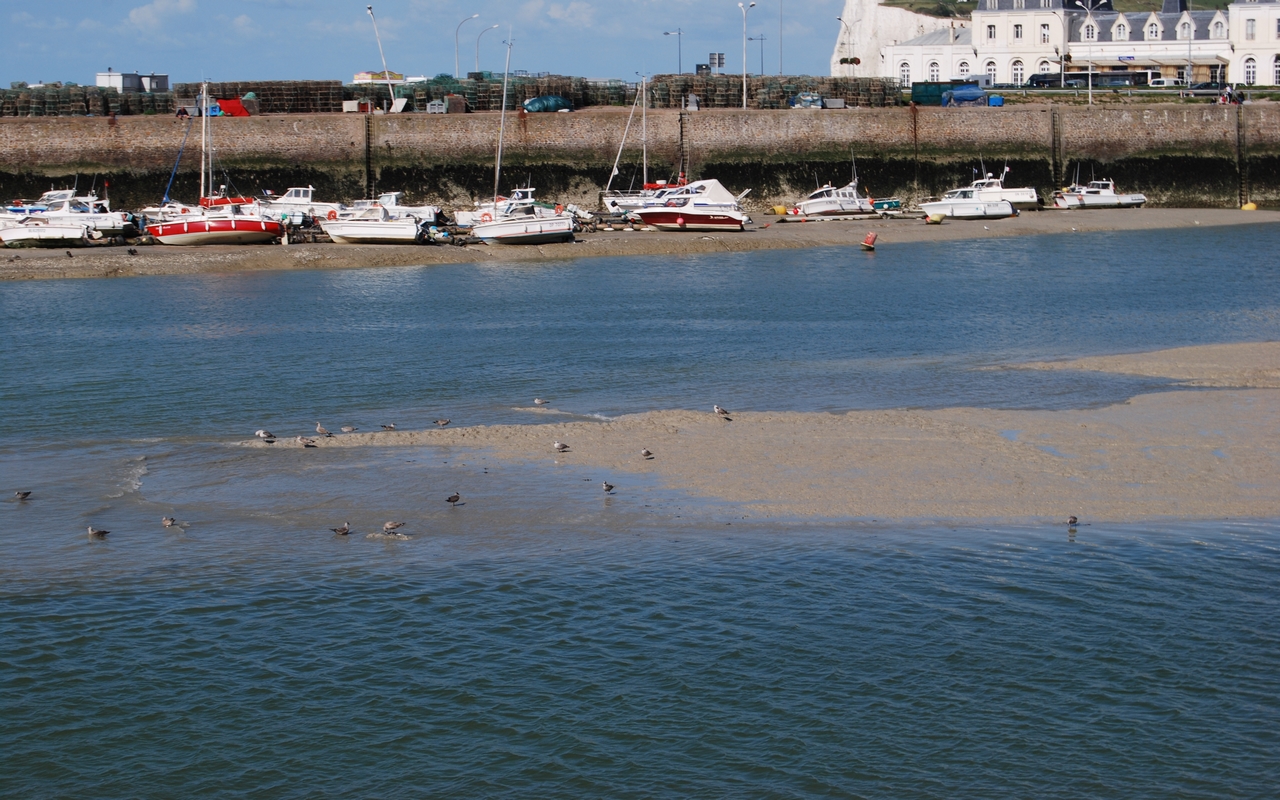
[251,342,1280,524]
[2,207,1274,281]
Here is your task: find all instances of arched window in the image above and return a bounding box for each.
[1245,57,1257,85]
[985,61,998,83]
[1012,60,1025,86]
[1274,55,1280,85]
[1117,24,1127,40]
[958,61,971,78]
[1085,24,1096,41]
[1213,21,1224,38]
[928,61,940,82]
[1038,60,1051,74]
[1179,22,1191,40]
[1147,23,1160,40]
[900,61,912,86]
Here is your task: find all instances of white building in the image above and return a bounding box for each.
[831,0,954,78]
[95,70,169,93]
[869,0,1280,87]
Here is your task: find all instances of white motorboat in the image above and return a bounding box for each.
[262,186,348,221]
[1052,180,1147,209]
[346,192,440,224]
[0,217,94,247]
[472,213,575,244]
[919,188,1016,220]
[321,205,423,244]
[793,181,876,217]
[37,197,135,237]
[962,172,1040,210]
[633,179,751,231]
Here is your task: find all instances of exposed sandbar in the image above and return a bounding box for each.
[3,207,1274,281]
[252,342,1280,524]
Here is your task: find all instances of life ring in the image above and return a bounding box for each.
[326,209,338,221]
[180,207,189,215]
[555,204,564,214]
[480,212,493,223]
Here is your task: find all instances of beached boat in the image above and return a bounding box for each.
[148,201,283,245]
[964,172,1041,210]
[633,179,751,231]
[347,192,440,224]
[36,196,136,237]
[919,188,1016,221]
[321,205,423,244]
[794,181,876,217]
[0,217,93,248]
[1052,180,1147,209]
[262,186,348,221]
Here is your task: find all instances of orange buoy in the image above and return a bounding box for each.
[860,231,877,251]
[555,204,564,214]
[326,209,338,221]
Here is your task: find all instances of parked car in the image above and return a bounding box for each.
[1191,81,1225,91]
[1148,78,1185,88]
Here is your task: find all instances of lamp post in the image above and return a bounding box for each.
[778,0,783,75]
[749,34,767,76]
[663,29,683,74]
[1074,0,1101,105]
[476,24,499,73]
[455,13,479,78]
[837,16,853,77]
[1186,0,1193,89]
[739,1,756,109]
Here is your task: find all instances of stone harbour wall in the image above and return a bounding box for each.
[1,104,1276,210]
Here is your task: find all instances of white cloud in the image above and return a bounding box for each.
[546,2,595,26]
[127,0,197,31]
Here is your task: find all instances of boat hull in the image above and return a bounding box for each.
[795,198,875,217]
[472,215,575,244]
[148,218,283,245]
[321,219,422,244]
[917,200,1015,220]
[975,187,1041,210]
[1053,193,1146,209]
[0,225,90,248]
[634,209,748,231]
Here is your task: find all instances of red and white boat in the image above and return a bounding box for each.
[633,179,751,231]
[148,197,282,245]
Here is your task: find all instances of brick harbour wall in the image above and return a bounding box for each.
[2,104,1277,209]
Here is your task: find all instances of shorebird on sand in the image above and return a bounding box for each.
[714,405,732,421]
[162,516,177,528]
[383,521,406,534]
[14,491,31,501]
[316,422,333,437]
[381,424,396,431]
[65,250,73,258]
[602,482,614,493]
[1067,516,1078,526]
[341,426,357,434]
[297,436,317,447]
[434,419,451,428]
[255,429,275,440]
[534,398,549,405]
[640,449,653,460]
[330,522,351,535]
[87,526,110,538]
[554,441,569,452]
[446,492,461,507]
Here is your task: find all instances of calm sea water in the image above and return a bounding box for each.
[3,226,1280,796]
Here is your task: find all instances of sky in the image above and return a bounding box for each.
[3,0,847,87]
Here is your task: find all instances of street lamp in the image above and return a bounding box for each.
[1075,0,1102,105]
[837,16,854,76]
[749,34,767,77]
[455,13,479,78]
[477,24,499,74]
[739,1,756,109]
[663,28,683,74]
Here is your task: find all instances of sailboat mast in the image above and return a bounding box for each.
[641,74,648,186]
[493,32,513,205]
[604,88,641,195]
[200,82,208,200]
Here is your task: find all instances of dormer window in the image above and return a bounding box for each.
[1084,24,1096,41]
[1179,22,1190,40]
[1213,20,1224,38]
[1117,23,1127,40]
[1013,0,1024,8]
[1147,23,1159,40]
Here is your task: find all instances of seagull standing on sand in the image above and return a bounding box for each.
[330,522,351,535]
[381,424,396,431]
[640,449,653,460]
[383,521,406,533]
[316,422,333,437]
[602,482,614,493]
[534,398,549,405]
[297,436,317,447]
[14,491,31,501]
[255,429,275,441]
[554,441,569,452]
[87,526,110,537]
[434,419,451,428]
[714,405,730,417]
[162,516,177,528]
[341,426,357,434]
[447,492,461,506]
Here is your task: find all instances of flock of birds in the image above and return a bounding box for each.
[12,399,1087,538]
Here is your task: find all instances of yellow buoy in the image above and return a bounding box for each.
[1242,202,1258,211]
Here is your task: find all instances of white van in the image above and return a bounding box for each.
[1148,78,1185,88]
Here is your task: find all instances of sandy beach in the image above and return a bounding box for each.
[2,207,1274,281]
[246,342,1280,524]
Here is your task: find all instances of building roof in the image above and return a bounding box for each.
[1068,10,1220,43]
[897,26,973,48]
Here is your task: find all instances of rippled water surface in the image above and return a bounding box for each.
[3,227,1280,796]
